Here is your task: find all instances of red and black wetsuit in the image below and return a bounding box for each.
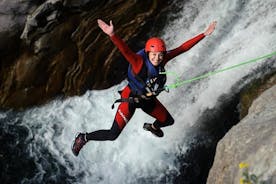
[86,33,205,141]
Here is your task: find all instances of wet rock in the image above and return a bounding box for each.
[207,85,276,184]
[0,0,170,109]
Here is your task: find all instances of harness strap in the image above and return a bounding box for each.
[111,86,169,109]
[111,97,140,109]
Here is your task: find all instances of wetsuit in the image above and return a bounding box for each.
[86,33,205,141]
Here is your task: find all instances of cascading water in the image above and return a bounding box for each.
[0,0,275,183]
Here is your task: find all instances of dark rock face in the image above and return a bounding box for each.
[0,0,171,109]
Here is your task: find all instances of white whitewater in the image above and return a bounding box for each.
[5,0,276,183]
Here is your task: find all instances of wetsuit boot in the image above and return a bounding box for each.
[72,133,87,156]
[143,123,164,137]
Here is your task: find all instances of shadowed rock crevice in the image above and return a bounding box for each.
[0,0,173,109]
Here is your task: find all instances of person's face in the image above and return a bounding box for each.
[148,51,165,66]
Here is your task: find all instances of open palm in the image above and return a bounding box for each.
[97,19,114,36]
[204,21,217,36]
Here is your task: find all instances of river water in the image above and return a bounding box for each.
[0,0,275,183]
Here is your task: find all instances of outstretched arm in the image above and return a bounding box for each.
[164,21,217,63]
[97,19,143,73]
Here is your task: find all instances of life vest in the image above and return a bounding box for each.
[127,49,167,97]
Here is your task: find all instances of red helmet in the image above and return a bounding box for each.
[145,37,166,52]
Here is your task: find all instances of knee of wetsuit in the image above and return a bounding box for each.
[108,123,121,140]
[108,133,120,141]
[167,115,174,126]
[153,115,174,128]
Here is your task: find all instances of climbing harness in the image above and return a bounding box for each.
[111,87,168,109]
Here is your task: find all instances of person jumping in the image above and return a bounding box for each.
[72,19,217,156]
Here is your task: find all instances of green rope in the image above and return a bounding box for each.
[160,51,276,89]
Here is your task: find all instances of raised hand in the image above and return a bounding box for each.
[204,21,217,36]
[97,19,114,36]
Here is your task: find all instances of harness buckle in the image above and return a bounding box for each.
[129,97,140,103]
[164,85,169,93]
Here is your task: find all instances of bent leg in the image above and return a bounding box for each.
[86,120,121,141]
[141,98,174,129]
[86,100,135,141]
[72,87,135,156]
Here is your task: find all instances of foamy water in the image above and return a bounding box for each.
[1,0,275,183]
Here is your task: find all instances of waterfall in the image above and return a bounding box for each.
[0,0,275,183]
